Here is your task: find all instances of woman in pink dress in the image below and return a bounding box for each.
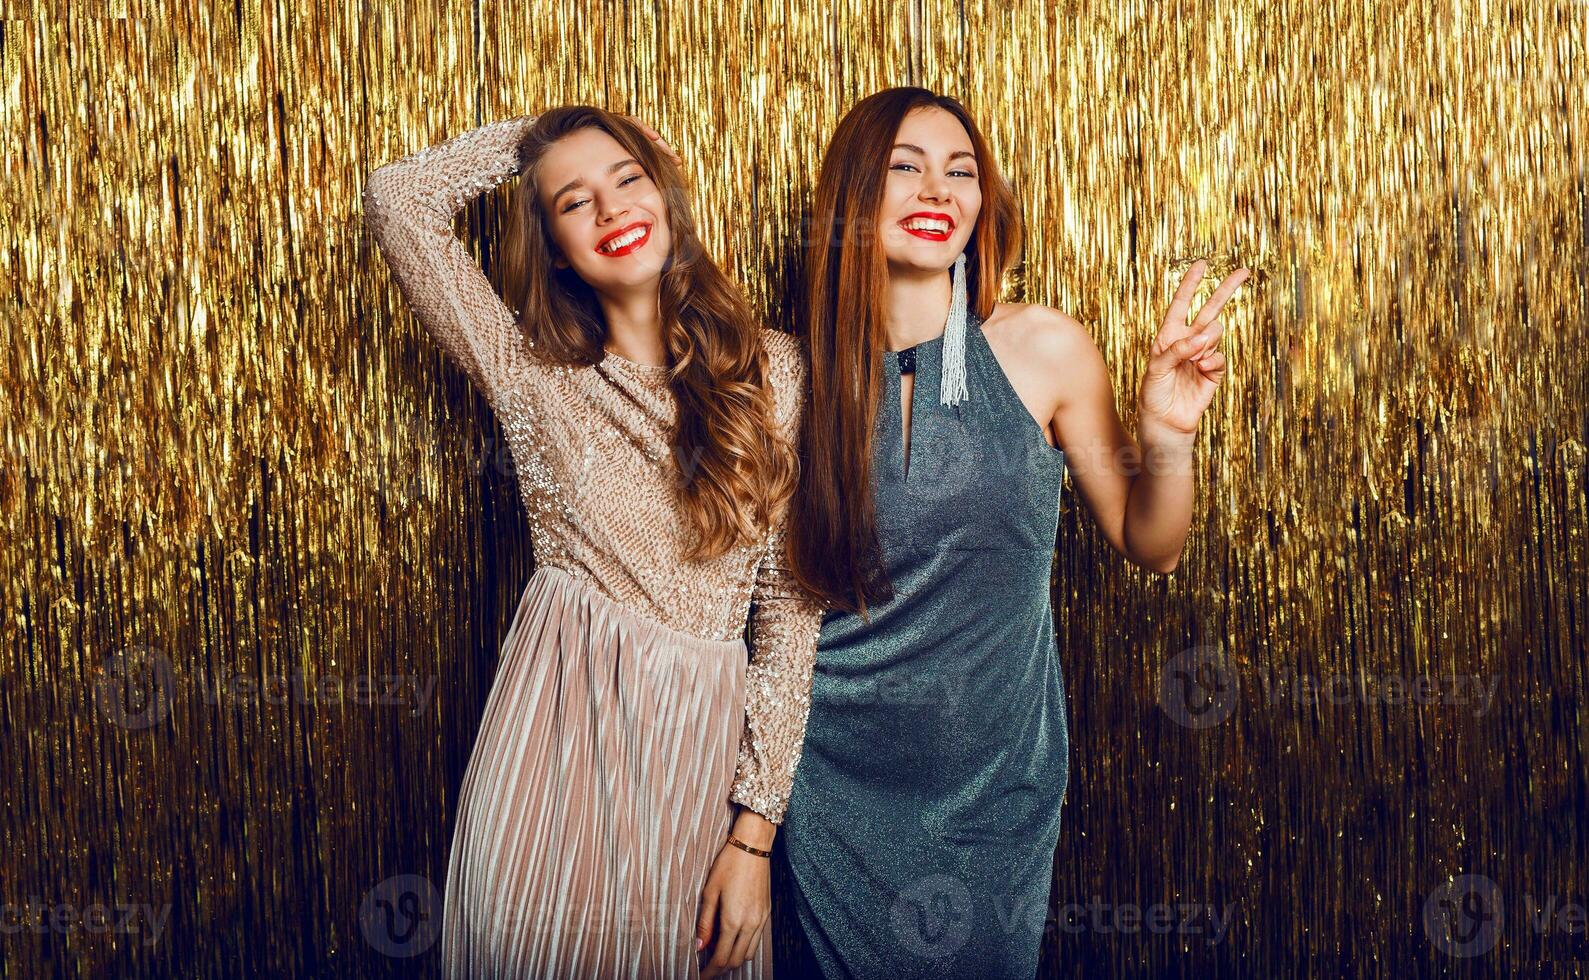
[362,106,825,978]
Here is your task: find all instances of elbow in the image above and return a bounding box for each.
[361,166,397,227]
[1153,548,1184,575]
[1131,548,1181,576]
[1120,531,1180,576]
[364,161,395,193]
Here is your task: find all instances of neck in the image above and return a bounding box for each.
[596,284,667,366]
[883,264,953,350]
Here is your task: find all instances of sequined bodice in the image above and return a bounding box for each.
[362,114,825,823]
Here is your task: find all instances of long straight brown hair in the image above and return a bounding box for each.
[500,106,795,562]
[789,88,1022,619]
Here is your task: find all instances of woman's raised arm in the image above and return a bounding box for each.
[362,115,539,411]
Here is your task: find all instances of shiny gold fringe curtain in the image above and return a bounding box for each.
[2,1,1584,976]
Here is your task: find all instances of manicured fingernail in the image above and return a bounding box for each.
[697,938,705,950]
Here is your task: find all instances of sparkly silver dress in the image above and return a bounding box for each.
[779,320,1071,979]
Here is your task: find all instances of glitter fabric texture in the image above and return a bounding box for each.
[363,114,826,825]
[780,314,1071,978]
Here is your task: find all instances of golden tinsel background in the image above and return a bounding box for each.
[2,1,1585,976]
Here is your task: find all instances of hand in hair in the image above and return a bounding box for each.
[623,115,682,166]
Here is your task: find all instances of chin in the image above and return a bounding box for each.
[574,251,671,293]
[580,266,663,294]
[885,249,959,274]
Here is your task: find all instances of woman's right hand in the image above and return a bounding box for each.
[623,115,683,165]
[695,841,771,978]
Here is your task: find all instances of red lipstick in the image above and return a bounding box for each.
[595,221,652,257]
[899,211,955,242]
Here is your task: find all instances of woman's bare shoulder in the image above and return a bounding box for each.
[983,302,1095,367]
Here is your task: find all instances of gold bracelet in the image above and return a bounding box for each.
[726,833,771,858]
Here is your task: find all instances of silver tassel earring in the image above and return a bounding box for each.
[939,252,970,406]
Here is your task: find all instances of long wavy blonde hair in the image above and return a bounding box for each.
[499,106,795,562]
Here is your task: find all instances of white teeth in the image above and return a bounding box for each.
[600,226,647,252]
[903,217,951,233]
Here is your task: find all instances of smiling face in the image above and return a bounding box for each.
[878,106,983,276]
[535,126,673,293]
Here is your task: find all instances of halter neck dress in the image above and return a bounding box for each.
[777,312,1071,978]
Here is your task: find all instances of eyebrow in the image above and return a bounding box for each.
[550,158,643,204]
[891,143,977,163]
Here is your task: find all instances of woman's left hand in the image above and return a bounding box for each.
[696,842,770,978]
[623,116,683,166]
[1138,259,1250,439]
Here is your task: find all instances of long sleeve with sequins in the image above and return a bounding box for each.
[730,333,829,825]
[362,114,540,411]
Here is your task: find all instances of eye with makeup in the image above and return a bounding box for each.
[559,171,647,214]
[889,161,977,179]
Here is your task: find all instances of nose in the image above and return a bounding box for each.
[596,193,629,224]
[919,169,951,204]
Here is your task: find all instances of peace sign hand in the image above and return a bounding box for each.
[1138,258,1250,441]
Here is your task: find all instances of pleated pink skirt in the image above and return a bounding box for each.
[440,563,772,979]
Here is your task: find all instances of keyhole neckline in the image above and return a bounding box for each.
[886,331,948,354]
[891,337,939,483]
[890,330,945,377]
